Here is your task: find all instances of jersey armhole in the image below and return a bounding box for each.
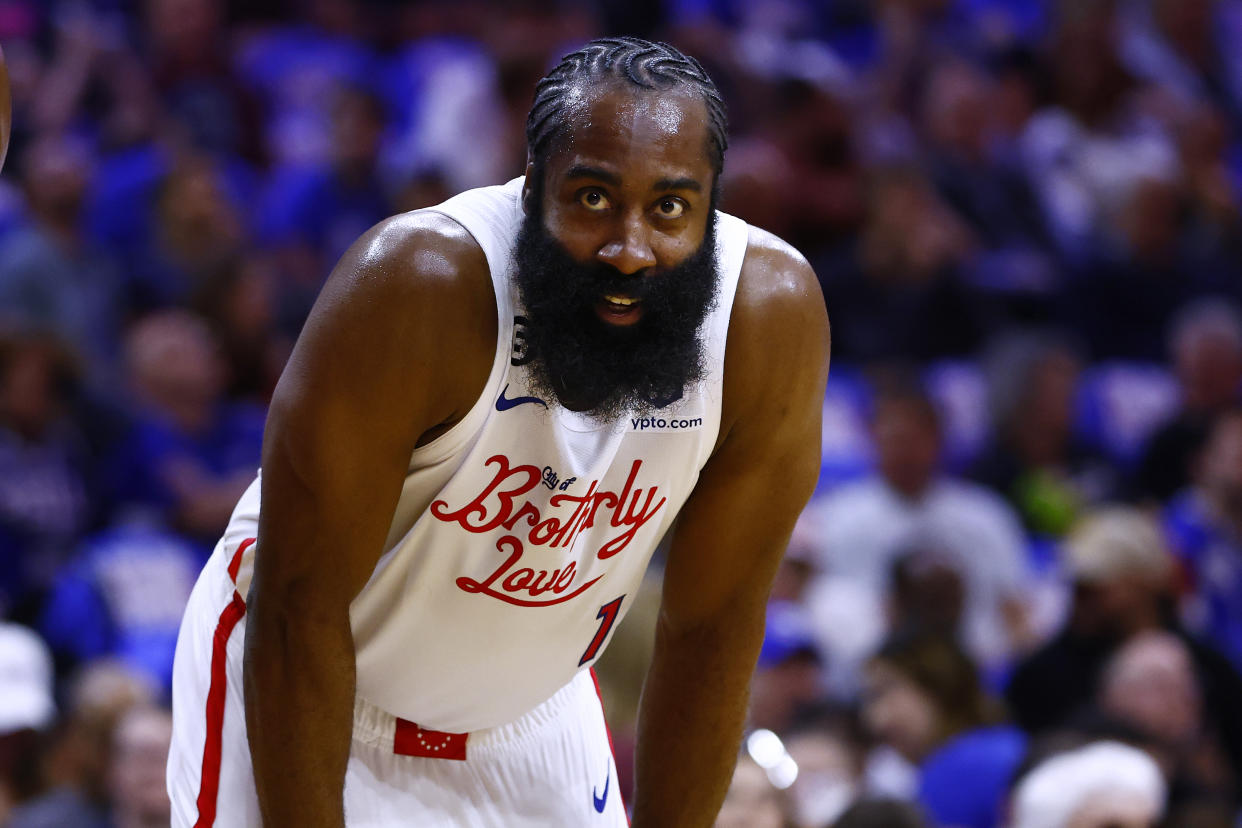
[401,208,514,467]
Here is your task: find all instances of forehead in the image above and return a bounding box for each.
[545,83,713,184]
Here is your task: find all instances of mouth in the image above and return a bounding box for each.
[595,294,644,326]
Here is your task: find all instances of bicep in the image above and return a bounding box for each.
[662,282,828,631]
[255,215,491,606]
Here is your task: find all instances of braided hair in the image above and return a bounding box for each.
[525,37,729,177]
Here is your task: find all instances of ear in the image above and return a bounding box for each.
[521,161,536,216]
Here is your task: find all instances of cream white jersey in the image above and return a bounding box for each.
[210,177,749,733]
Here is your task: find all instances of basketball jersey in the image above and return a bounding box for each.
[217,177,749,733]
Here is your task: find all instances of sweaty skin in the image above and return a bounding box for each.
[244,84,829,827]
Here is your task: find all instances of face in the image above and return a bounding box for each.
[786,732,859,827]
[1200,414,1242,515]
[872,400,941,497]
[108,707,173,822]
[861,661,940,763]
[514,83,720,418]
[748,657,824,733]
[1101,633,1201,746]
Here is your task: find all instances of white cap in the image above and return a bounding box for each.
[0,623,56,735]
[1009,741,1165,828]
[1063,508,1172,585]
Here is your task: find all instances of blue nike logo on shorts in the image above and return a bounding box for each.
[593,767,609,813]
[495,383,547,411]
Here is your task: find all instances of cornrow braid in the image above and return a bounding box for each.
[526,36,729,177]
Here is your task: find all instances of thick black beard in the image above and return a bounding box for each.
[512,210,719,421]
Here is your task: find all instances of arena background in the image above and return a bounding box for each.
[1,1,1242,826]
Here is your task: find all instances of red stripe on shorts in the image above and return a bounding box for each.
[194,591,247,828]
[228,537,257,584]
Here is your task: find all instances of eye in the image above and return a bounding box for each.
[578,189,610,211]
[656,197,686,219]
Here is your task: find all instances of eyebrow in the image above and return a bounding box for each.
[653,177,703,194]
[565,165,621,186]
[564,165,704,194]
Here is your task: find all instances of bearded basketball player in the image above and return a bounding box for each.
[167,37,829,827]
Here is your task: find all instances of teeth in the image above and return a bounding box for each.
[604,295,637,307]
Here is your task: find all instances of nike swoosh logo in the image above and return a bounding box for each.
[495,383,547,412]
[592,768,610,813]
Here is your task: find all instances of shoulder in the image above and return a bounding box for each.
[310,209,495,345]
[341,210,488,290]
[719,224,829,431]
[276,208,496,429]
[735,225,826,329]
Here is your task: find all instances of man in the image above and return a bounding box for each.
[806,384,1031,688]
[166,37,829,827]
[1164,408,1242,669]
[1005,506,1242,788]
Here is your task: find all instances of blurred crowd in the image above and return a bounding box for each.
[0,0,1241,826]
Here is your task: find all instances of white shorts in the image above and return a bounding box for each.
[167,547,628,827]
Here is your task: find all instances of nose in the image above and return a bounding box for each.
[597,213,657,275]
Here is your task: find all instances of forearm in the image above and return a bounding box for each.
[243,589,356,828]
[631,613,762,828]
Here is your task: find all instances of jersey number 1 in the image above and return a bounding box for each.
[579,596,625,666]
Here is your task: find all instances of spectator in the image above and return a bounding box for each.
[129,155,246,313]
[750,602,826,734]
[1006,505,1242,787]
[808,383,1032,682]
[764,78,865,260]
[142,0,263,162]
[1137,299,1242,502]
[38,520,206,694]
[1020,0,1177,262]
[0,134,122,377]
[886,545,966,642]
[256,83,394,291]
[819,165,986,362]
[107,705,172,828]
[1164,408,1242,671]
[231,0,379,168]
[1007,507,1175,734]
[918,58,1057,301]
[715,750,787,828]
[0,328,93,622]
[105,310,263,545]
[1007,741,1165,828]
[783,705,867,828]
[861,630,1025,828]
[973,332,1118,538]
[191,250,291,404]
[1098,631,1238,809]
[9,659,153,828]
[1065,172,1193,362]
[0,623,55,824]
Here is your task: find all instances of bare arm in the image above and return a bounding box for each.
[243,213,494,827]
[631,231,830,826]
